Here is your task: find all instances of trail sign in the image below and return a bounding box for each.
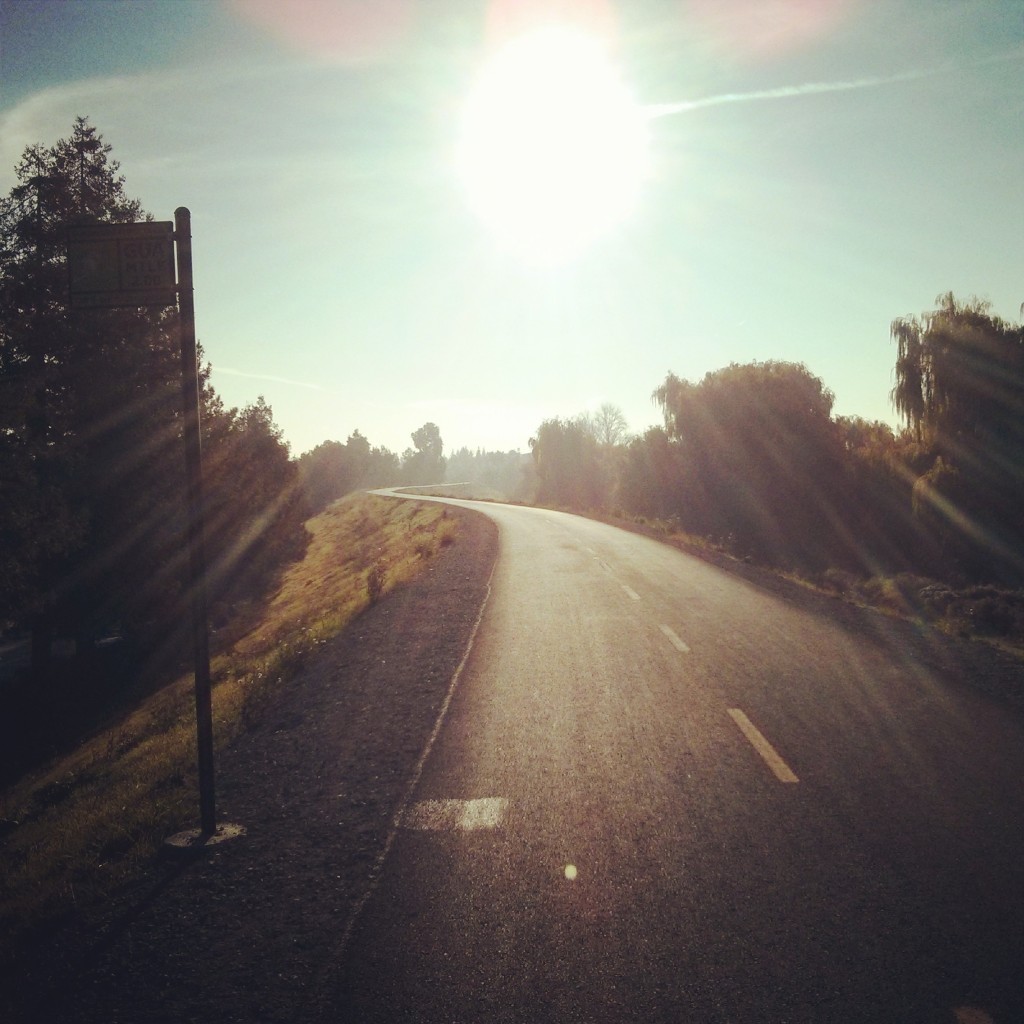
[62,210,237,844]
[67,220,176,308]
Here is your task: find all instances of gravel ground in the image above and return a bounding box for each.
[2,504,498,1024]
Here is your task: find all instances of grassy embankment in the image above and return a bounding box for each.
[0,492,456,958]
[611,512,1024,654]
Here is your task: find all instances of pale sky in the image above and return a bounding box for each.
[1,0,1021,458]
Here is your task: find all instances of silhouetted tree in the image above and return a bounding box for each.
[444,446,530,499]
[529,417,606,509]
[0,118,183,661]
[834,416,939,575]
[201,395,308,614]
[619,426,684,520]
[1,119,311,672]
[592,402,629,449]
[653,361,849,569]
[402,421,445,485]
[298,429,375,514]
[890,294,1024,580]
[364,442,401,487]
[298,440,345,513]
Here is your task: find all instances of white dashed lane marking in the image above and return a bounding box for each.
[621,584,641,601]
[727,708,799,783]
[403,798,508,831]
[659,624,690,653]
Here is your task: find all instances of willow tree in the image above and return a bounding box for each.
[892,294,1023,457]
[889,293,1024,580]
[890,316,926,443]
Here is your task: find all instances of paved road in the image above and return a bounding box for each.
[322,498,1024,1023]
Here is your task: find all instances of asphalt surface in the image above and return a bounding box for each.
[322,497,1024,1024]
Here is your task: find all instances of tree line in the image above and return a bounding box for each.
[529,296,1023,587]
[297,420,447,514]
[298,421,532,513]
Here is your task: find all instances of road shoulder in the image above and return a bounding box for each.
[2,503,499,1024]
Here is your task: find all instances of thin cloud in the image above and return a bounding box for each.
[646,49,1024,118]
[214,366,328,391]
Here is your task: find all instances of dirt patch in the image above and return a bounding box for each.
[1,503,498,1024]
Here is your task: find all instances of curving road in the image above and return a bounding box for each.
[322,497,1024,1023]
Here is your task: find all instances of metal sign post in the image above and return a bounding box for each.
[174,207,217,838]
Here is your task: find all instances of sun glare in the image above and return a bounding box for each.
[455,26,649,265]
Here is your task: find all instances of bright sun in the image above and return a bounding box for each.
[455,26,649,265]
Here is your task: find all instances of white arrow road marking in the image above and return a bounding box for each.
[659,624,690,652]
[727,708,799,783]
[404,797,509,831]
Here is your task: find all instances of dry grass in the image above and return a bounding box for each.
[399,483,513,503]
[0,492,457,957]
[588,511,1024,657]
[816,569,1024,650]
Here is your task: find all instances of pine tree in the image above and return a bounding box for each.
[0,119,183,664]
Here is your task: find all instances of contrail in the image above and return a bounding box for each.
[645,48,1023,119]
[645,68,933,117]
